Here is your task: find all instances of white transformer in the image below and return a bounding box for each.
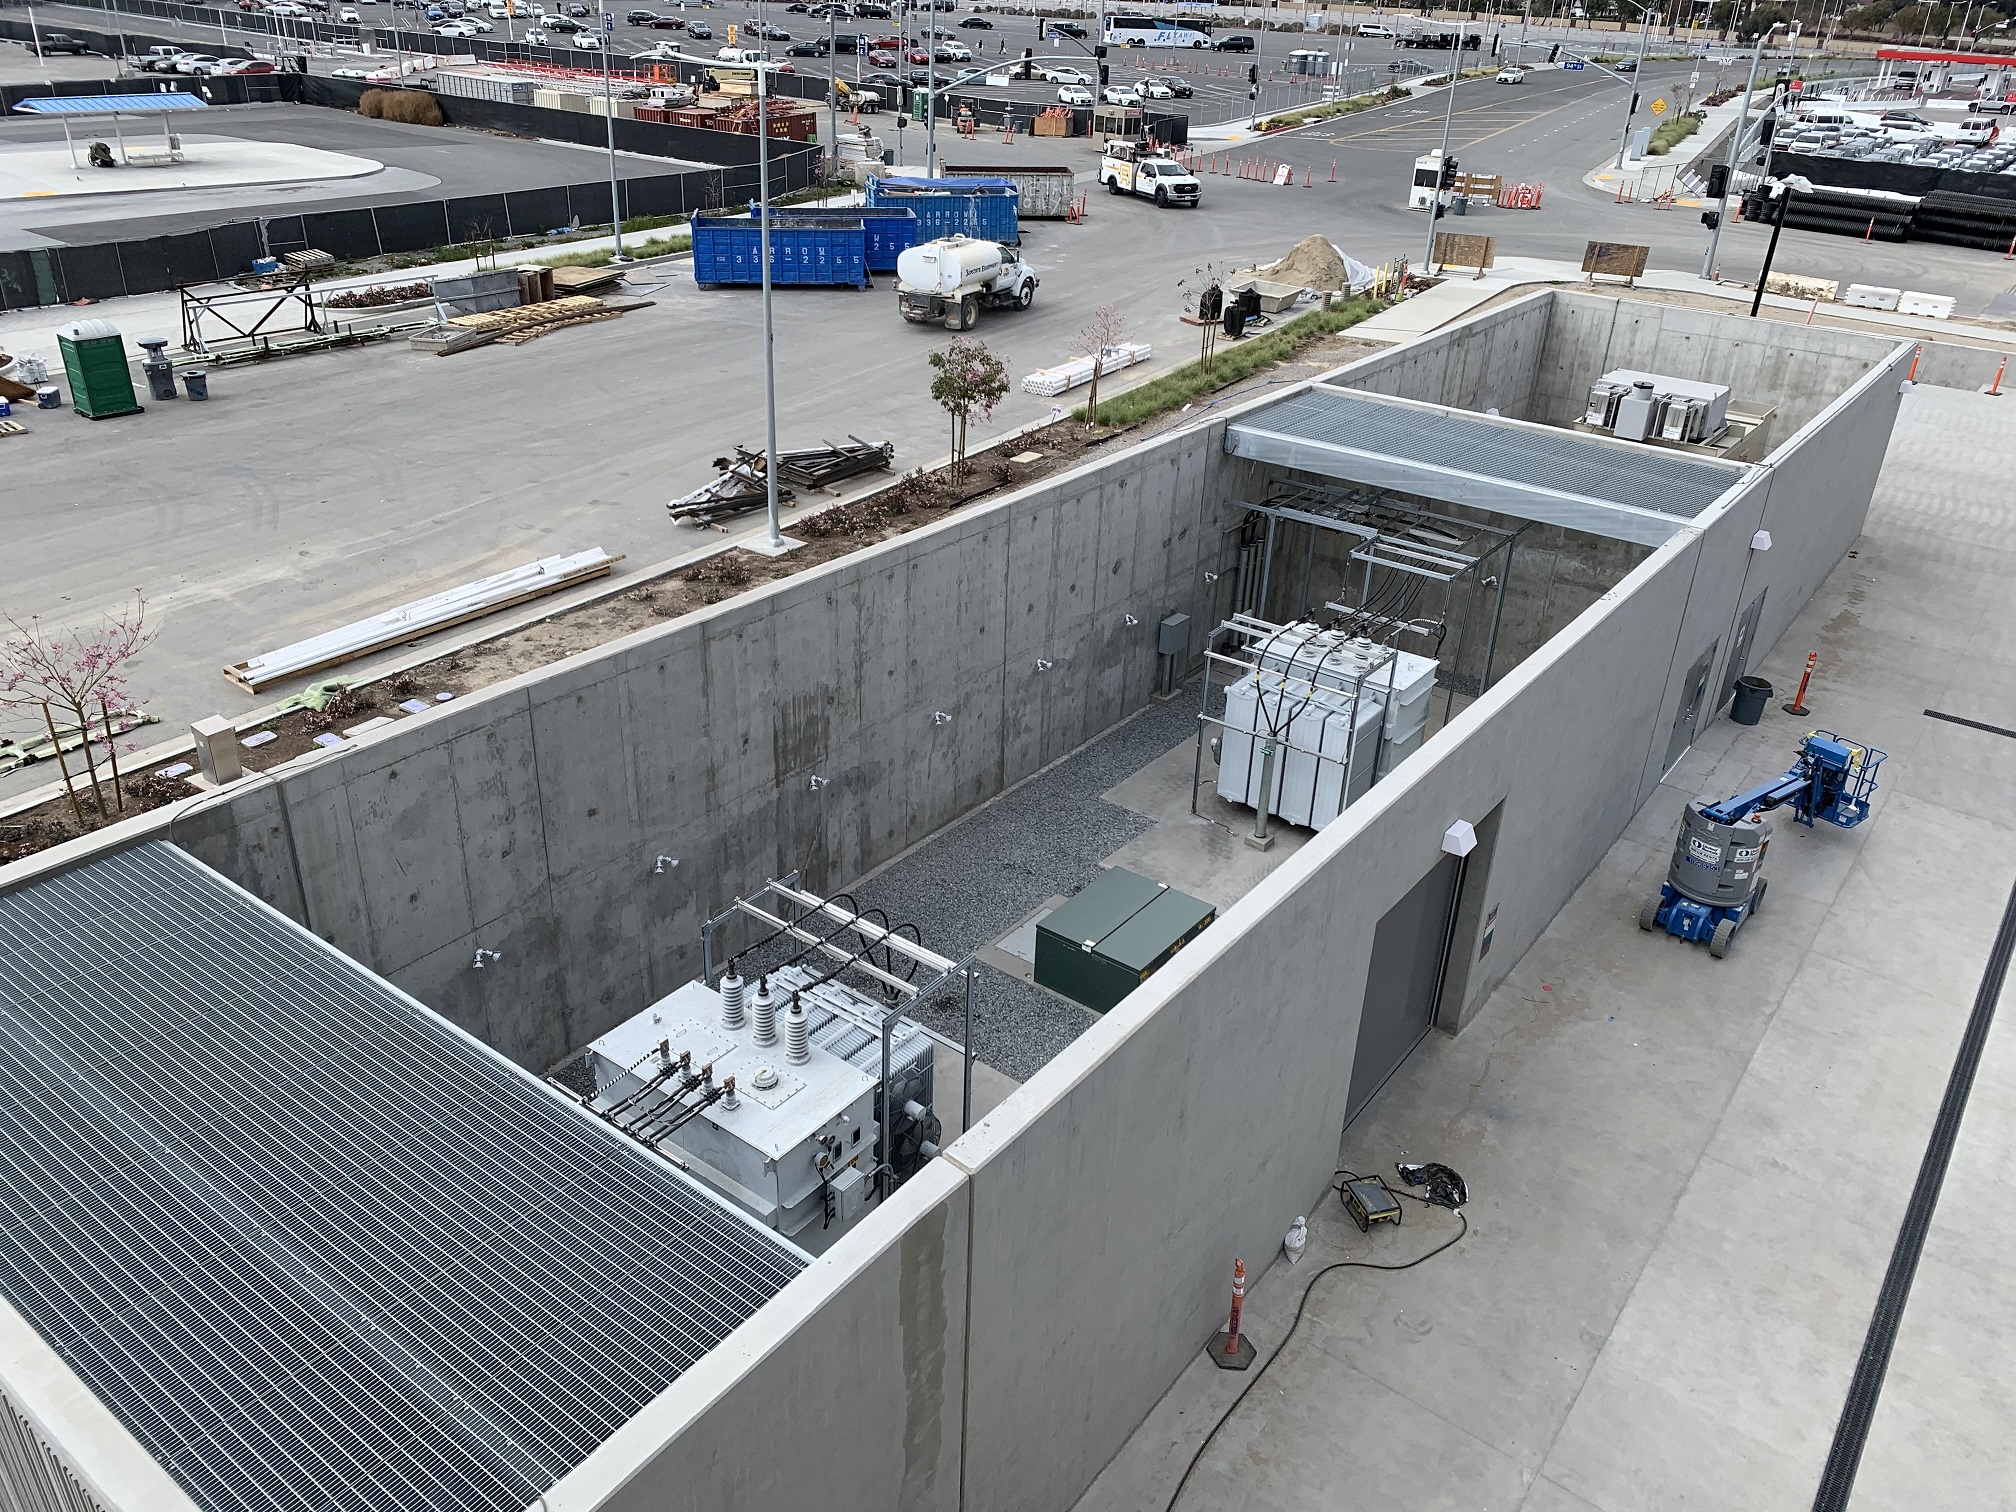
[1589,369,1733,445]
[578,963,939,1254]
[1215,623,1439,830]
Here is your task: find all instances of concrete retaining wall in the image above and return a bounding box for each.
[0,291,1910,1512]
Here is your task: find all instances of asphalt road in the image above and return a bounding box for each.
[4,56,2015,786]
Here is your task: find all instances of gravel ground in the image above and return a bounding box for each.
[852,688,1203,1082]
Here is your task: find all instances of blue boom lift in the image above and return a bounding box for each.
[1640,731,1885,958]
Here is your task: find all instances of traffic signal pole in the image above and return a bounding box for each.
[1701,25,1779,280]
[1421,18,1464,279]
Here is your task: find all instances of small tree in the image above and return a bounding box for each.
[1077,303,1128,427]
[0,595,153,827]
[928,336,1010,479]
[1179,263,1226,375]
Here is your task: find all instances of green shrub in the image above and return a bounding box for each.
[1646,112,1703,155]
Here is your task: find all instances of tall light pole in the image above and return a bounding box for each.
[600,6,628,262]
[927,0,938,175]
[756,59,788,552]
[1700,23,1778,279]
[1421,18,1464,277]
[1611,0,1654,169]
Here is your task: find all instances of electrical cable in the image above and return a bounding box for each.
[1163,1179,1469,1512]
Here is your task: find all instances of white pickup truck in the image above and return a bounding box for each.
[894,236,1039,331]
[1099,141,1202,208]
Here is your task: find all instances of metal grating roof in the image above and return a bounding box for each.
[0,843,805,1512]
[1227,389,1744,544]
[11,93,209,115]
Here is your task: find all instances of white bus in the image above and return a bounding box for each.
[1103,14,1212,48]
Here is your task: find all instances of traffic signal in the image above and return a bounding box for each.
[1700,209,1720,229]
[1439,155,1459,189]
[1705,162,1728,198]
[1094,42,1107,58]
[1099,63,1109,84]
[1247,62,1258,84]
[1547,42,1559,61]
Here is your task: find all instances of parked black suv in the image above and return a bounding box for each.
[1214,33,1254,51]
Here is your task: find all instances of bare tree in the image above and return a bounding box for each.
[928,336,1010,478]
[0,595,153,826]
[1077,302,1128,426]
[1179,263,1226,375]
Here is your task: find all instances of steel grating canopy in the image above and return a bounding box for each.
[0,843,805,1512]
[1227,388,1747,545]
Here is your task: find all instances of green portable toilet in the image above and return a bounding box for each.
[56,320,142,420]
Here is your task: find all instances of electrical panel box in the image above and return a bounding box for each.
[1035,867,1215,1012]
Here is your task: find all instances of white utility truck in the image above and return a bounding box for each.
[1099,140,1202,207]
[894,236,1040,330]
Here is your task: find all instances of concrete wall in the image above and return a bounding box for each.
[1338,292,1553,419]
[0,293,1911,1512]
[147,430,1235,1070]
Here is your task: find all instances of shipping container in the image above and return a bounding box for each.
[690,213,871,289]
[865,175,1020,244]
[749,202,918,270]
[939,162,1075,219]
[432,70,537,106]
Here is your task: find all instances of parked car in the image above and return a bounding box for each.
[1057,83,1092,104]
[786,40,822,53]
[786,1,808,8]
[522,25,549,40]
[855,0,890,15]
[544,15,580,29]
[1142,75,1191,98]
[1496,65,1524,82]
[572,28,603,44]
[686,21,711,37]
[435,21,477,35]
[1214,33,1254,50]
[1357,21,1393,35]
[339,6,361,18]
[757,22,790,38]
[958,14,990,26]
[1044,65,1090,83]
[625,7,657,19]
[907,48,930,63]
[139,47,194,69]
[867,47,896,64]
[935,41,970,61]
[174,54,223,71]
[332,64,373,75]
[1101,83,1139,105]
[649,14,684,26]
[1968,94,2016,114]
[566,2,588,12]
[27,31,90,54]
[216,56,278,72]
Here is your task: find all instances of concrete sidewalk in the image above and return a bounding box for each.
[1071,382,2016,1512]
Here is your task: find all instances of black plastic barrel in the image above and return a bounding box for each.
[1731,676,1772,726]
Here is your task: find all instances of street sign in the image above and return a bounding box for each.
[1650,96,1667,114]
[602,9,613,30]
[856,35,868,53]
[1564,59,1585,70]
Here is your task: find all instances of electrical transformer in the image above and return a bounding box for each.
[578,963,939,1253]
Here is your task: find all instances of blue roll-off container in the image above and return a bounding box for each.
[865,176,1021,245]
[690,213,871,290]
[749,202,919,272]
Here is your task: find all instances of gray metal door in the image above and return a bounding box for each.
[1663,639,1719,774]
[1720,589,1768,710]
[1347,854,1461,1123]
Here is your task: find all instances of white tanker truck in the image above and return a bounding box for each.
[894,235,1040,331]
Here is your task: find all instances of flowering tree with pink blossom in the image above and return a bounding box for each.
[0,595,154,826]
[928,335,1010,479]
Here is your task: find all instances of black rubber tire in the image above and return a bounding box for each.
[1751,876,1768,916]
[1639,896,1659,932]
[1107,177,1122,195]
[1709,918,1736,959]
[960,294,979,329]
[1155,186,1169,206]
[1017,281,1034,309]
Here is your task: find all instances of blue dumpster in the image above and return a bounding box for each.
[750,202,919,272]
[865,176,1021,244]
[690,213,871,289]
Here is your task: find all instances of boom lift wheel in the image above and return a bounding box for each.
[1751,877,1768,915]
[1639,896,1659,932]
[1708,918,1736,959]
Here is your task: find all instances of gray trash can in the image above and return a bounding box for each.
[182,370,209,401]
[1731,676,1772,726]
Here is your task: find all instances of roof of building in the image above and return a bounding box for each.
[10,93,210,115]
[0,843,804,1512]
[1226,387,1746,545]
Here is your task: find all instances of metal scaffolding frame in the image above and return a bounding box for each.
[1234,480,1524,721]
[701,874,975,1198]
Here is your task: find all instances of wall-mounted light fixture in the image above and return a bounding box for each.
[653,855,680,875]
[472,948,502,969]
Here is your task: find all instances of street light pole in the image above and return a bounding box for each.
[757,62,788,552]
[927,0,938,175]
[1421,18,1464,277]
[1748,174,1809,315]
[1611,0,1652,170]
[600,7,628,262]
[1700,24,1777,280]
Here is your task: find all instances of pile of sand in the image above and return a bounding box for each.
[1254,234,1351,292]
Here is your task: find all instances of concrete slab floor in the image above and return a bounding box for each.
[1070,384,2016,1512]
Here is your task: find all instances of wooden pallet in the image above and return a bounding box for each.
[0,419,27,439]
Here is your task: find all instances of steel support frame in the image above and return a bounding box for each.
[702,875,976,1195]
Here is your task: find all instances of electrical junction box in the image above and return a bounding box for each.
[1035,866,1215,1013]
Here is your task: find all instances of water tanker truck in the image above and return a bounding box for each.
[894,236,1040,331]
